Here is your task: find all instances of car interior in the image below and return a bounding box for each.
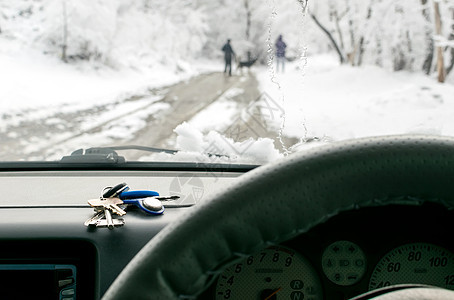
[2,1,454,299]
[1,135,454,300]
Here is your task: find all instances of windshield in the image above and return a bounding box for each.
[1,0,453,165]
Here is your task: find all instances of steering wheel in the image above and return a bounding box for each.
[102,135,454,299]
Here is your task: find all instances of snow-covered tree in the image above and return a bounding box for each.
[306,0,454,81]
[2,0,454,82]
[1,0,208,68]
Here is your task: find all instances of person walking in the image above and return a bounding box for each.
[275,34,287,73]
[222,39,235,76]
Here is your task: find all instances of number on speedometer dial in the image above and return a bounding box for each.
[215,246,322,300]
[369,243,454,291]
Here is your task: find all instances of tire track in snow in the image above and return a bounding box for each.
[1,71,297,161]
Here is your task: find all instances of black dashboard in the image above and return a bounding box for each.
[0,166,453,300]
[199,203,454,299]
[0,240,96,299]
[0,168,246,299]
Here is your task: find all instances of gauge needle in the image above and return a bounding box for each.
[264,287,282,300]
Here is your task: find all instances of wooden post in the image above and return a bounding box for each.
[434,1,445,83]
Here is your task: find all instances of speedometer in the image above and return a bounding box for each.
[369,243,454,291]
[215,245,322,300]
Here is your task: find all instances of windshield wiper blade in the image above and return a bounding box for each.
[106,145,228,158]
[60,145,228,164]
[61,145,228,162]
[60,148,126,164]
[101,145,178,155]
[60,146,177,163]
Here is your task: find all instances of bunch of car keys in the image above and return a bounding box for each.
[84,182,179,229]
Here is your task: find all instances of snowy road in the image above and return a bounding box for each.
[123,72,258,158]
[0,71,295,161]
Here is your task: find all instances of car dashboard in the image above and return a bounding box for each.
[0,167,246,299]
[200,203,454,299]
[0,167,453,300]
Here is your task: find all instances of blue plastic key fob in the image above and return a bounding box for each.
[122,198,164,215]
[119,190,159,200]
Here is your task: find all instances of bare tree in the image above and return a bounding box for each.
[322,0,372,67]
[356,1,373,66]
[346,0,356,65]
[329,3,346,50]
[244,0,252,41]
[445,7,454,75]
[61,0,68,62]
[421,0,434,75]
[243,0,252,60]
[310,12,346,64]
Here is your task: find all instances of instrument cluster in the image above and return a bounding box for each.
[214,241,454,300]
[200,203,454,299]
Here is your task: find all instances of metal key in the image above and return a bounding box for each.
[103,209,115,229]
[103,197,127,216]
[89,205,115,229]
[96,217,125,228]
[88,197,126,216]
[84,208,125,228]
[87,198,126,229]
[84,210,105,226]
[84,209,125,228]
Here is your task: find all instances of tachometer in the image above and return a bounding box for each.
[215,245,322,300]
[369,243,454,291]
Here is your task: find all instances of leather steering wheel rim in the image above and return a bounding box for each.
[102,135,454,299]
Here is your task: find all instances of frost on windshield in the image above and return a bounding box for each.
[0,1,454,163]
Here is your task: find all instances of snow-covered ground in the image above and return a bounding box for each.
[0,38,217,114]
[147,55,454,164]
[2,37,454,163]
[256,54,454,151]
[168,54,454,160]
[0,37,222,161]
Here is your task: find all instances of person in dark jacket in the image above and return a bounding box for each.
[275,34,287,73]
[222,39,235,76]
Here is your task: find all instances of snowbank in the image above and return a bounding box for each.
[141,122,282,165]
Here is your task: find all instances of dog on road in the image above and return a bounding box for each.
[236,57,258,74]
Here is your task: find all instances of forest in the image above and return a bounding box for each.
[1,0,453,82]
